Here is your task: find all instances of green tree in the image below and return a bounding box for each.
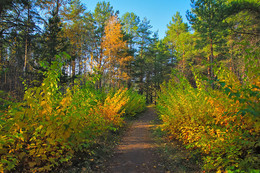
[43,11,66,66]
[0,0,25,78]
[121,12,140,88]
[91,1,114,89]
[165,12,190,76]
[22,0,41,77]
[144,37,172,103]
[224,0,260,80]
[187,0,228,80]
[134,17,153,95]
[121,12,140,49]
[62,0,86,80]
[0,0,41,93]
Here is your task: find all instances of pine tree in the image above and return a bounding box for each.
[62,0,86,79]
[165,12,190,76]
[121,12,140,88]
[187,0,228,80]
[134,17,153,94]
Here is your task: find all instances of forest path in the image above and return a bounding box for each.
[104,106,164,173]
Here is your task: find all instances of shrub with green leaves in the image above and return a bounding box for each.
[157,67,259,172]
[0,56,146,172]
[123,89,146,117]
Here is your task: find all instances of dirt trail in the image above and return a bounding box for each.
[105,107,164,173]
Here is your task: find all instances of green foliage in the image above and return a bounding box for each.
[121,12,140,37]
[0,90,13,110]
[157,63,260,172]
[0,56,145,172]
[123,89,146,116]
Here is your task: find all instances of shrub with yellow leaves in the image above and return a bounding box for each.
[157,66,259,172]
[0,56,145,172]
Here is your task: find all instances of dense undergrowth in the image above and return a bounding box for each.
[157,53,259,172]
[0,57,146,172]
[151,112,202,172]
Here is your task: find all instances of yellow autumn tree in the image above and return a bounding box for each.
[101,15,132,88]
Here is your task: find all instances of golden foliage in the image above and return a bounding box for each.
[157,69,260,172]
[101,15,133,86]
[0,61,145,172]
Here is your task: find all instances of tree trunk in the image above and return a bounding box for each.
[24,3,30,77]
[0,30,4,84]
[209,36,214,88]
[210,38,214,79]
[139,46,144,95]
[98,48,103,89]
[0,8,3,76]
[127,43,133,88]
[150,90,153,104]
[0,36,3,81]
[24,38,28,77]
[207,36,214,81]
[182,43,185,75]
[72,53,76,82]
[0,38,2,65]
[56,0,60,15]
[140,68,144,95]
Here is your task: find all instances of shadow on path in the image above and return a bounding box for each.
[105,107,164,173]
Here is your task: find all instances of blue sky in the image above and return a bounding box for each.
[81,0,192,39]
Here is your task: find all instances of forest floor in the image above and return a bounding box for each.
[103,106,165,173]
[103,106,201,173]
[59,106,201,173]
